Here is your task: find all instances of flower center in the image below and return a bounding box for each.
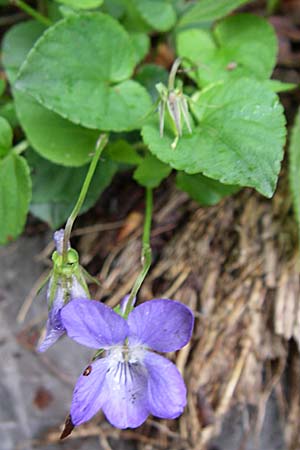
[107,344,145,369]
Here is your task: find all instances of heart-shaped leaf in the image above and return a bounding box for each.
[135,64,169,102]
[177,14,277,87]
[142,78,286,197]
[131,0,176,32]
[106,140,142,165]
[134,153,171,188]
[289,108,300,237]
[0,152,31,244]
[2,20,106,166]
[16,13,151,131]
[179,0,252,27]
[0,117,13,158]
[2,20,46,84]
[28,150,117,228]
[14,91,100,166]
[176,172,239,205]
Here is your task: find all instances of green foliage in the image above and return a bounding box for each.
[16,13,152,131]
[0,79,6,97]
[0,117,13,158]
[55,0,103,9]
[106,140,142,165]
[0,2,289,243]
[176,172,239,205]
[134,153,172,188]
[135,65,169,102]
[28,150,117,228]
[130,0,176,32]
[14,91,100,166]
[289,109,300,238]
[2,20,46,85]
[130,32,150,65]
[143,78,286,197]
[2,20,101,166]
[177,14,277,87]
[0,101,18,128]
[0,152,31,245]
[264,80,298,93]
[179,0,252,27]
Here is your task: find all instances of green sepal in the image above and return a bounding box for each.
[92,348,105,361]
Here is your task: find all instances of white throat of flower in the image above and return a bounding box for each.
[107,344,146,368]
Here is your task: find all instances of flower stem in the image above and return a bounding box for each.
[62,134,109,263]
[12,0,52,27]
[124,188,153,317]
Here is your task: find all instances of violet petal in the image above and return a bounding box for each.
[144,352,186,419]
[128,299,194,352]
[70,358,108,425]
[61,299,129,349]
[38,279,65,352]
[70,275,88,299]
[37,318,64,352]
[53,229,67,254]
[101,361,149,429]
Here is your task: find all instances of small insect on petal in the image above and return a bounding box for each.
[83,365,92,376]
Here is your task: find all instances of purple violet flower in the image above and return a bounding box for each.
[38,230,89,353]
[60,298,194,429]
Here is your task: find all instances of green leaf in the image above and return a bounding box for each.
[177,14,277,87]
[101,0,126,19]
[289,109,300,237]
[135,64,169,102]
[130,32,150,65]
[0,101,18,128]
[263,79,298,93]
[2,20,46,84]
[58,5,78,17]
[133,153,171,188]
[106,140,142,165]
[179,0,252,27]
[2,20,101,167]
[0,79,6,97]
[176,172,239,205]
[14,90,100,166]
[131,0,176,32]
[0,153,31,244]
[55,0,103,9]
[142,78,286,198]
[28,150,117,228]
[16,13,152,132]
[0,117,13,158]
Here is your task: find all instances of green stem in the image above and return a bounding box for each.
[12,0,52,26]
[62,134,109,263]
[168,57,182,92]
[13,140,29,155]
[124,188,153,317]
